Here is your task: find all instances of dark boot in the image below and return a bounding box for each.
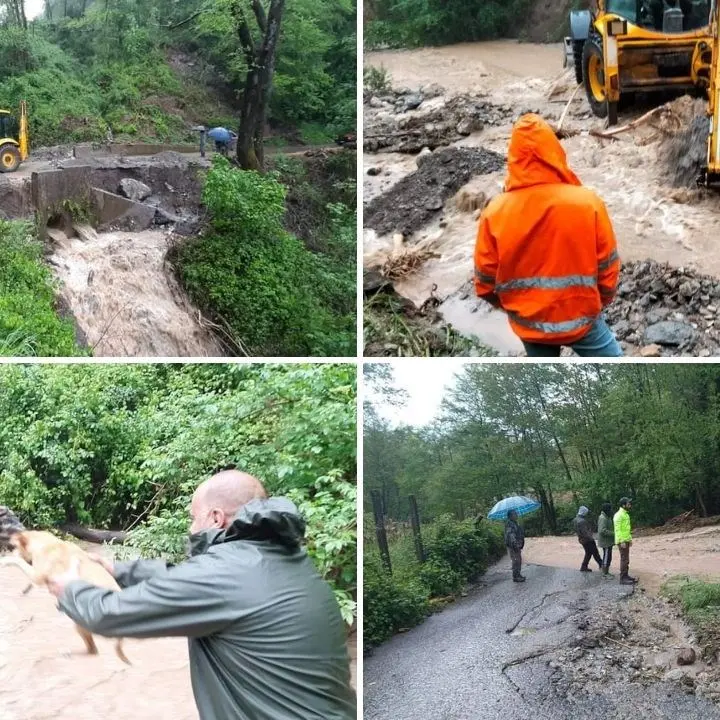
[627,575,638,583]
[620,575,634,585]
[580,567,592,572]
[513,575,526,583]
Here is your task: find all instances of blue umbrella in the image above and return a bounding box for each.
[207,127,232,143]
[487,496,541,520]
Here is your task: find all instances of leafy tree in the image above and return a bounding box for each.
[0,363,357,622]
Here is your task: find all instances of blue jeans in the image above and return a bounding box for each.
[522,316,623,357]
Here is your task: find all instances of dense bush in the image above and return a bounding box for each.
[363,517,506,647]
[176,157,355,356]
[0,221,82,357]
[0,363,357,622]
[365,0,534,49]
[364,559,430,647]
[0,0,356,146]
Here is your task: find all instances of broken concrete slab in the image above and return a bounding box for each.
[92,188,156,232]
[119,178,152,202]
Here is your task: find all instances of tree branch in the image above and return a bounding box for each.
[251,0,267,31]
[231,0,257,67]
[166,9,204,29]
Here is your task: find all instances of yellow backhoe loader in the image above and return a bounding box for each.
[0,100,28,173]
[567,1,712,124]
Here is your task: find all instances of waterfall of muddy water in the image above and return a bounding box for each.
[46,226,224,357]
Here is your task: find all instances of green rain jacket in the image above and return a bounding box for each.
[613,506,632,545]
[57,497,357,720]
[597,511,615,549]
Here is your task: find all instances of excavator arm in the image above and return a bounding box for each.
[704,0,720,183]
[18,99,28,161]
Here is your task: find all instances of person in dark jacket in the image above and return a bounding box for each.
[597,502,615,577]
[504,509,526,582]
[573,505,602,572]
[47,470,357,720]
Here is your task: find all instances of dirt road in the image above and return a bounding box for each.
[0,543,356,719]
[364,40,720,355]
[523,524,720,594]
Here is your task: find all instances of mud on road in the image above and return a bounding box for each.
[0,541,356,720]
[364,40,720,357]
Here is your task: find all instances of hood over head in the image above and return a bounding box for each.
[505,114,582,192]
[189,497,306,556]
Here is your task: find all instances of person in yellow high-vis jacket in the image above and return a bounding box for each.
[613,498,637,585]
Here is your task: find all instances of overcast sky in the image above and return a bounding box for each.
[368,360,465,428]
[26,0,44,19]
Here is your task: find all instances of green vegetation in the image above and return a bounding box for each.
[364,364,720,533]
[0,363,357,623]
[0,0,356,147]
[662,577,720,659]
[0,220,82,356]
[365,0,533,49]
[364,515,505,647]
[176,156,356,356]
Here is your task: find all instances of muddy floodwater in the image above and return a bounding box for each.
[47,226,224,357]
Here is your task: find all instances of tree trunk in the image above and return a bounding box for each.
[60,523,127,545]
[234,0,286,171]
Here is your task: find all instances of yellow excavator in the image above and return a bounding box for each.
[567,1,712,124]
[0,100,28,173]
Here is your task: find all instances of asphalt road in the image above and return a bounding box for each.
[364,562,720,720]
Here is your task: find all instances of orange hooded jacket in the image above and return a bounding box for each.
[474,114,620,345]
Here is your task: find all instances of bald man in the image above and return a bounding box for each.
[47,470,356,720]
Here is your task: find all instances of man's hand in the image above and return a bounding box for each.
[86,552,115,575]
[47,556,81,598]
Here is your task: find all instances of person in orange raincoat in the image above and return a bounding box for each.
[474,114,622,357]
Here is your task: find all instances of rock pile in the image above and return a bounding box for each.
[364,146,504,237]
[364,88,513,153]
[607,260,720,356]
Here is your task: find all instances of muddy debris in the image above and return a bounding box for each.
[607,260,720,356]
[364,89,513,153]
[658,98,709,188]
[546,592,720,704]
[363,270,494,357]
[364,146,504,237]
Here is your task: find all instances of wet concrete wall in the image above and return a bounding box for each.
[73,143,198,160]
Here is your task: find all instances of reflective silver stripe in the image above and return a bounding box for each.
[509,313,595,334]
[496,274,597,292]
[598,249,619,271]
[474,269,496,285]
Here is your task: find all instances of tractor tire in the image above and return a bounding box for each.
[573,40,584,85]
[0,144,20,173]
[582,38,608,119]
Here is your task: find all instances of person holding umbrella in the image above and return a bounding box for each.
[488,495,540,583]
[573,505,603,572]
[505,510,526,583]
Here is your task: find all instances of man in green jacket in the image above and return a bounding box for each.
[597,502,615,578]
[47,470,357,720]
[613,497,637,586]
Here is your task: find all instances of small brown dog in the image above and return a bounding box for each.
[0,530,130,664]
